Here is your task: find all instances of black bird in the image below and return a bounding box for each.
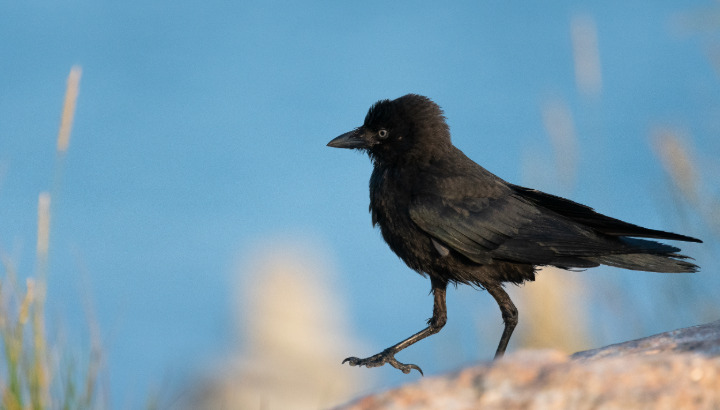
[327,94,701,375]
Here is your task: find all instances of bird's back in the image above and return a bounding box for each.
[371,143,699,285]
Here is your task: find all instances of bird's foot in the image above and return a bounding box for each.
[342,349,423,375]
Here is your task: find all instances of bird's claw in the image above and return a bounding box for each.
[342,350,424,375]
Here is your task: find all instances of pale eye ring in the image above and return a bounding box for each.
[378,129,388,139]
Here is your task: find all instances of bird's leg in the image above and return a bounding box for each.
[343,277,448,375]
[486,284,518,358]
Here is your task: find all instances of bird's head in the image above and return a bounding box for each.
[327,94,451,165]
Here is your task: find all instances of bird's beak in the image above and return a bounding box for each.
[327,129,371,149]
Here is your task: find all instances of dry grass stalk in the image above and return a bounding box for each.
[571,14,602,98]
[57,66,81,154]
[653,130,699,205]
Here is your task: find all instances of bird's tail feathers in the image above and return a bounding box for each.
[588,253,698,273]
[584,237,699,273]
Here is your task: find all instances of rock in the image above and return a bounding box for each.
[335,320,720,410]
[572,320,720,360]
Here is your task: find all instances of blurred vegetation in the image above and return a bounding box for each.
[0,67,107,410]
[0,261,103,410]
[515,9,720,353]
[184,241,370,409]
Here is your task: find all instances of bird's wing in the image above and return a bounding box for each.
[409,192,627,266]
[510,185,702,243]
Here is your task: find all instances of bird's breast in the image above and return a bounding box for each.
[369,167,435,273]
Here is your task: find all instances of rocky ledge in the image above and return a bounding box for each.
[336,320,720,409]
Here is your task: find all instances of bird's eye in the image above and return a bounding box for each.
[378,129,389,139]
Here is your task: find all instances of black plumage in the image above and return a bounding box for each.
[327,94,701,375]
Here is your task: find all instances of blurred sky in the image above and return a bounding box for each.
[1,0,719,407]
